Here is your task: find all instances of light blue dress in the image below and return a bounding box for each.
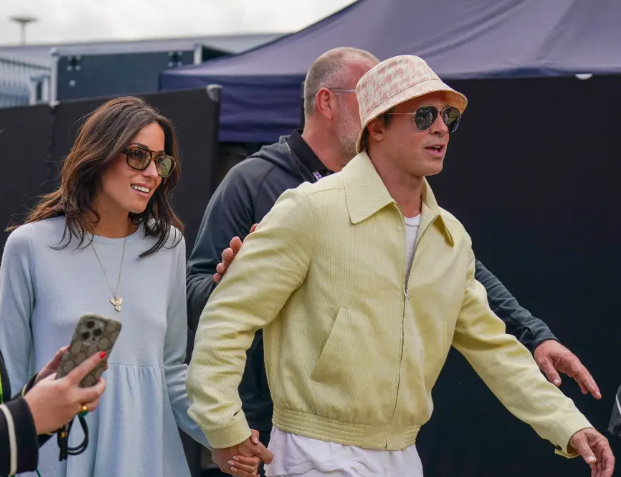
[0,216,210,477]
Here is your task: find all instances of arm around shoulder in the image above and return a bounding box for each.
[186,163,259,332]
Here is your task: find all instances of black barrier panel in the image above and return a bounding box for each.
[415,75,621,477]
[0,105,53,244]
[49,87,221,254]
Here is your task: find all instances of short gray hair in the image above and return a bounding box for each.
[303,47,378,119]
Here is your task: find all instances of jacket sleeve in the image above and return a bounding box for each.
[0,397,39,475]
[475,259,557,352]
[0,226,35,392]
[453,252,591,457]
[186,165,258,333]
[186,188,314,449]
[164,237,210,448]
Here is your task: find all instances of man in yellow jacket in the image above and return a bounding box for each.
[187,55,614,477]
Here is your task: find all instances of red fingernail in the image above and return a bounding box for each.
[100,352,107,359]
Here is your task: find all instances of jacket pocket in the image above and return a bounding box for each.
[309,307,400,423]
[310,307,350,383]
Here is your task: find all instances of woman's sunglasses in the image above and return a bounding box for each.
[124,145,176,178]
[386,105,462,133]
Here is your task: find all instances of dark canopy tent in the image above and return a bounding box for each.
[160,0,621,142]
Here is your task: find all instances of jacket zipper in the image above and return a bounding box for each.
[389,212,437,428]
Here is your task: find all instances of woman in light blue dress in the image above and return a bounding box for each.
[0,97,266,477]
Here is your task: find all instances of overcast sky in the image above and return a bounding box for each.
[0,0,355,46]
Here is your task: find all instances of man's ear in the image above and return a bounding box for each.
[315,88,336,120]
[367,117,386,144]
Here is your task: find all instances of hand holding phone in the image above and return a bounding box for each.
[56,313,122,387]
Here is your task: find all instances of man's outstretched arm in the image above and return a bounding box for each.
[454,252,613,476]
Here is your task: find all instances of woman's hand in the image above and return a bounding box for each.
[24,351,108,434]
[34,346,108,385]
[34,346,69,384]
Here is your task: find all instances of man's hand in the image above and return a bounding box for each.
[534,340,601,399]
[214,224,258,283]
[211,430,273,477]
[569,428,615,477]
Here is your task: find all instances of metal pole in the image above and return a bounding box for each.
[10,16,37,46]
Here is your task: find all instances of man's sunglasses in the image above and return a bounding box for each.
[385,106,462,134]
[124,145,176,178]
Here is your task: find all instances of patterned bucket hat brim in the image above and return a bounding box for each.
[355,55,468,153]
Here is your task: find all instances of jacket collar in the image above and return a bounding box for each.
[342,152,454,246]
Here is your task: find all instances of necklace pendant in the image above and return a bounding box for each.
[110,296,123,312]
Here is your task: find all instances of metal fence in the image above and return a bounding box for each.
[0,56,50,108]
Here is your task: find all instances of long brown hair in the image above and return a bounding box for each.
[20,96,183,257]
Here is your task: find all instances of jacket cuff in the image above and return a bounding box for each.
[550,414,593,458]
[204,411,252,449]
[6,397,39,472]
[531,333,559,354]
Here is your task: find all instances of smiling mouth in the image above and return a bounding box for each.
[130,184,151,195]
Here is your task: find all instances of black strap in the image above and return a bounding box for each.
[57,415,89,461]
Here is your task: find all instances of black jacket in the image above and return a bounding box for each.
[0,372,50,476]
[0,397,38,475]
[186,132,557,433]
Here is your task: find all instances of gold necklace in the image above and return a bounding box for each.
[90,231,128,312]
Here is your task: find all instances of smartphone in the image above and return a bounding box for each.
[55,313,122,387]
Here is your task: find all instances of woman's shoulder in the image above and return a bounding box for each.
[7,217,66,249]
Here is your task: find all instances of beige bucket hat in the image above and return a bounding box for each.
[355,55,468,153]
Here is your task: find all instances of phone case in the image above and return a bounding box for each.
[55,313,122,387]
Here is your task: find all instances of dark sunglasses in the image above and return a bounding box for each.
[124,145,176,178]
[385,106,462,133]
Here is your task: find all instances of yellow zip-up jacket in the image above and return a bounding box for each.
[187,152,591,456]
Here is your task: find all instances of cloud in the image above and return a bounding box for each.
[0,0,355,45]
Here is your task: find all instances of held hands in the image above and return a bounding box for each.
[533,340,601,399]
[211,430,274,477]
[214,224,258,283]
[24,349,107,434]
[569,428,615,477]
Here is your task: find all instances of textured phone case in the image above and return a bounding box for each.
[56,314,122,387]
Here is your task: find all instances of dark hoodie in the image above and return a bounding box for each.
[186,131,556,435]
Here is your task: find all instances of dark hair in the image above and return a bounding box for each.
[360,108,395,151]
[17,96,183,257]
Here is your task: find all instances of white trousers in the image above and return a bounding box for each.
[265,427,424,477]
